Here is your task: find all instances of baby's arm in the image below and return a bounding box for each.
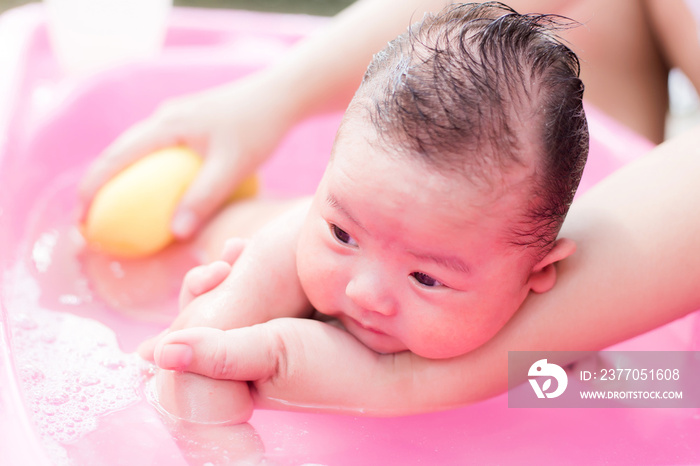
[154,125,700,415]
[146,198,315,424]
[140,198,314,360]
[180,197,314,326]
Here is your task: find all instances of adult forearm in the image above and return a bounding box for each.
[644,0,700,93]
[261,0,451,124]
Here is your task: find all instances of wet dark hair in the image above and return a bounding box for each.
[356,2,588,257]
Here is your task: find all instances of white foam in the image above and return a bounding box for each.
[11,305,149,445]
[7,264,150,452]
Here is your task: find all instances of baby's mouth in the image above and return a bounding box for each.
[348,317,386,336]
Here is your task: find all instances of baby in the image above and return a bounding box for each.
[145,2,588,421]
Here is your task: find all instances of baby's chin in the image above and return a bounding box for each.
[357,335,409,355]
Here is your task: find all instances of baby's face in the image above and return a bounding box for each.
[296,117,540,359]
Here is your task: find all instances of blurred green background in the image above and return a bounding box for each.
[0,0,354,16]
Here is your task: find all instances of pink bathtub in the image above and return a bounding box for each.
[1,4,699,465]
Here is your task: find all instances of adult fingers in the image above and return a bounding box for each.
[153,320,392,414]
[77,118,177,221]
[153,325,284,382]
[171,141,250,239]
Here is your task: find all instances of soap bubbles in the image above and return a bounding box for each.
[10,303,145,446]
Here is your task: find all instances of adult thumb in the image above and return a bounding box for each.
[171,143,251,239]
[154,326,281,382]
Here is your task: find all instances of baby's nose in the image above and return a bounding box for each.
[345,269,396,316]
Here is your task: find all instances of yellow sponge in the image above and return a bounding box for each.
[83,146,258,257]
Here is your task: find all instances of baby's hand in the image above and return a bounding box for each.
[138,238,247,361]
[179,237,247,309]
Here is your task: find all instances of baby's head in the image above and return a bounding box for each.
[297,2,588,358]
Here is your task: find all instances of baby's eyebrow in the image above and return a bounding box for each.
[326,193,367,232]
[327,193,471,275]
[408,250,472,275]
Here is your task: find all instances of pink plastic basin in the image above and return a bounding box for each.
[1,4,698,465]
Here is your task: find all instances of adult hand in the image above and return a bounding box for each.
[152,318,392,415]
[78,72,293,239]
[151,318,488,417]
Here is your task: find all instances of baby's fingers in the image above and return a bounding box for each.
[179,260,232,310]
[221,237,248,265]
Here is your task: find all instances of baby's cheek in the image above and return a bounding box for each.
[297,248,342,317]
[297,253,329,313]
[403,305,497,359]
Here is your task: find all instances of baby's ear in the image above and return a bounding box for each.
[527,238,576,293]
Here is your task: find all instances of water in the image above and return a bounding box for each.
[23,169,199,350]
[10,301,148,447]
[6,275,277,464]
[4,170,205,464]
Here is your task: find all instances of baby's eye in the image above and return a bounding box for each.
[330,224,358,246]
[411,272,443,287]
